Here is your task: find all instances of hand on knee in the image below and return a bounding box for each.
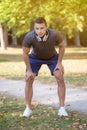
[26,76,34,85]
[54,70,63,80]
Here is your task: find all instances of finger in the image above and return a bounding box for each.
[26,74,30,81]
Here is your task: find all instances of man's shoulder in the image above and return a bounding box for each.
[25,30,35,38]
[48,28,58,35]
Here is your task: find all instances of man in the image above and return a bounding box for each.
[22,17,68,117]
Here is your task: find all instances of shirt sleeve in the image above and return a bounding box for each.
[22,33,32,48]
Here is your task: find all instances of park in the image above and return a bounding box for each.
[0,0,87,130]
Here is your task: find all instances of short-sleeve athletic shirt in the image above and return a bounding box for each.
[23,28,63,60]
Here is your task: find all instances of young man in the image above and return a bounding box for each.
[22,17,68,117]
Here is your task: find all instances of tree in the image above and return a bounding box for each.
[0,24,8,50]
[42,0,86,46]
[0,0,87,48]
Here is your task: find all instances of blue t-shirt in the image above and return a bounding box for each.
[23,28,63,60]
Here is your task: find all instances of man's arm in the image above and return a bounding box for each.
[23,46,35,80]
[23,46,32,71]
[58,40,65,64]
[56,40,65,69]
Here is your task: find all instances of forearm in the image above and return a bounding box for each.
[23,47,32,72]
[57,41,65,65]
[23,53,32,71]
[58,45,65,63]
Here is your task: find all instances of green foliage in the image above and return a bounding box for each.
[0,0,87,37]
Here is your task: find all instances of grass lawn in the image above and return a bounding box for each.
[0,95,87,130]
[0,46,87,86]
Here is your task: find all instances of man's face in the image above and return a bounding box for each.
[34,23,48,37]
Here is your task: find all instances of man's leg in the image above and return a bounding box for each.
[25,78,34,108]
[23,54,42,117]
[56,76,65,107]
[53,70,68,116]
[47,54,68,116]
[23,76,35,117]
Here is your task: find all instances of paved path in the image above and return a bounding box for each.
[0,79,87,114]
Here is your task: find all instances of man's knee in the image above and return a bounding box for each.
[57,77,64,83]
[54,73,64,82]
[26,77,34,85]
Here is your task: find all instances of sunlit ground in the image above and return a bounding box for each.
[0,47,87,86]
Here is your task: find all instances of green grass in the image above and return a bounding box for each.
[0,95,87,130]
[0,58,9,62]
[0,47,87,86]
[36,73,87,86]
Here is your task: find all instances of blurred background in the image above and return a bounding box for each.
[0,0,87,49]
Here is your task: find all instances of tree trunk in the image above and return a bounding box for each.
[74,29,81,47]
[0,24,7,50]
[4,26,8,47]
[12,28,17,46]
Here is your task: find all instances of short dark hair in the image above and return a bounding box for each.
[34,17,47,25]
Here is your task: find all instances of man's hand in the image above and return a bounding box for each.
[26,70,35,81]
[55,63,64,74]
[54,63,64,80]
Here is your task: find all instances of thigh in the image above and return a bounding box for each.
[47,54,58,75]
[28,54,42,75]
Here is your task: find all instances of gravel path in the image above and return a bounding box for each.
[0,79,87,114]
